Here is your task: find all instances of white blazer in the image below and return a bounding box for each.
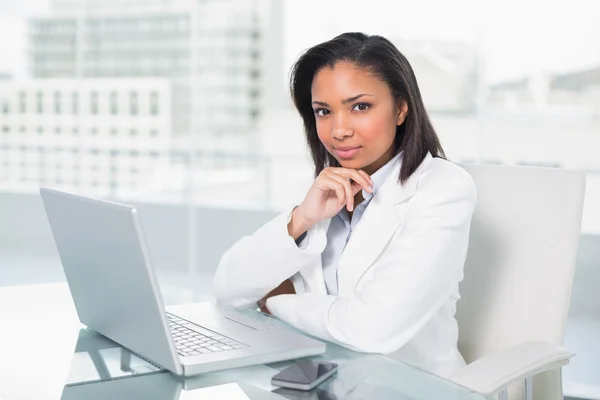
[212,153,477,377]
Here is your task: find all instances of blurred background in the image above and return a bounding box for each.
[0,0,598,398]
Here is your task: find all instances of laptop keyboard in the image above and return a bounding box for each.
[166,313,248,357]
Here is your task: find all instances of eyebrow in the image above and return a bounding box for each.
[312,93,375,107]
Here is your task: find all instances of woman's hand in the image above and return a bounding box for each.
[258,279,296,314]
[288,167,373,239]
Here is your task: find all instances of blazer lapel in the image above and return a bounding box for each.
[336,153,433,294]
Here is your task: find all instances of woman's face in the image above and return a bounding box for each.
[311,61,407,175]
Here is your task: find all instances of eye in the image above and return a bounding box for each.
[352,102,371,111]
[314,108,330,117]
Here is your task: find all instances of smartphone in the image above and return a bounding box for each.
[271,360,338,391]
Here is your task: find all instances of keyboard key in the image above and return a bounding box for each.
[181,324,218,337]
[167,314,247,351]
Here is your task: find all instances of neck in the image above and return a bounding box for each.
[361,146,395,176]
[354,191,364,205]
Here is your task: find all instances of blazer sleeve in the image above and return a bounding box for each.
[266,174,477,353]
[212,207,327,309]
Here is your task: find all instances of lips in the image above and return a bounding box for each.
[333,146,361,159]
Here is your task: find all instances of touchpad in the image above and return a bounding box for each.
[222,316,259,331]
[167,303,262,334]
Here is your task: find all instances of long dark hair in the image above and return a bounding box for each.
[289,32,445,183]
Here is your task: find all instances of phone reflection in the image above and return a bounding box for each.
[272,387,340,400]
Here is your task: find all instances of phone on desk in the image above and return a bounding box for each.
[271,360,338,391]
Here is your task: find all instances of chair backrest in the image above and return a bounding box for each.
[456,164,585,398]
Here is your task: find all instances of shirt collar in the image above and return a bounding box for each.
[361,151,402,201]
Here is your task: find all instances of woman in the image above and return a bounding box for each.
[212,32,477,377]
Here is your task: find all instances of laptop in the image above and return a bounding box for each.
[40,187,326,377]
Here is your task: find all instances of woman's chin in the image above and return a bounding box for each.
[337,159,366,170]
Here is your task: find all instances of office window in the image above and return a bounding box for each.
[54,91,61,114]
[19,92,26,113]
[110,91,118,115]
[90,92,99,115]
[130,91,139,115]
[72,92,79,114]
[36,92,43,114]
[150,91,159,115]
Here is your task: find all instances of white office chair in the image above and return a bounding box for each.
[451,164,586,400]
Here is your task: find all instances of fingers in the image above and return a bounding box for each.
[357,170,374,189]
[329,168,373,194]
[350,179,363,194]
[318,176,347,210]
[316,167,376,213]
[317,171,352,211]
[326,171,355,211]
[258,300,270,315]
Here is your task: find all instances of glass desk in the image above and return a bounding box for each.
[0,283,491,400]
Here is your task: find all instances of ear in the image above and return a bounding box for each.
[396,100,408,126]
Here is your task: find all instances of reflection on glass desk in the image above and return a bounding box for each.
[60,325,491,400]
[0,283,491,400]
[61,329,283,399]
[63,329,162,386]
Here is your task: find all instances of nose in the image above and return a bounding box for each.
[331,114,353,140]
